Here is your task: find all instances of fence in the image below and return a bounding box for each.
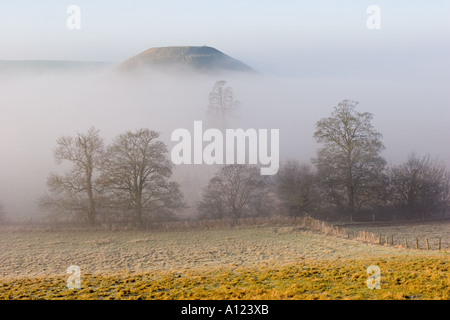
[301,216,443,251]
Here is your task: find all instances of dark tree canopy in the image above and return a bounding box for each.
[276,160,320,218]
[389,153,450,219]
[39,127,105,225]
[100,129,183,228]
[313,100,386,221]
[198,165,268,222]
[206,80,240,129]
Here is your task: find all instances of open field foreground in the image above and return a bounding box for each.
[0,223,448,300]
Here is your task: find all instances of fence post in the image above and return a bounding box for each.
[379,234,382,245]
[438,238,441,250]
[391,235,394,246]
[404,238,408,248]
[426,238,429,250]
[385,235,388,246]
[416,238,419,249]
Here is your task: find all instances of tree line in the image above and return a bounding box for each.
[38,128,183,228]
[198,99,450,223]
[34,97,449,228]
[2,82,447,226]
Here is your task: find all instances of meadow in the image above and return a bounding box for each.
[0,219,448,299]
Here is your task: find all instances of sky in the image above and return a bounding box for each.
[0,0,449,76]
[0,1,449,221]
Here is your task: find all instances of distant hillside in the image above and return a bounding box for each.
[0,60,112,74]
[117,46,257,74]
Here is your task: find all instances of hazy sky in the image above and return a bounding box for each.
[0,1,449,220]
[0,0,448,76]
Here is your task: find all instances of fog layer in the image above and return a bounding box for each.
[0,67,449,221]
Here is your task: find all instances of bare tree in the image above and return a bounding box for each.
[198,165,267,223]
[313,100,386,221]
[389,153,450,219]
[39,127,105,226]
[276,160,321,218]
[206,80,240,129]
[0,202,5,223]
[100,129,183,228]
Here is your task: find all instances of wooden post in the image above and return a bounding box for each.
[438,238,441,250]
[405,238,408,248]
[391,235,394,246]
[426,238,429,250]
[336,226,339,235]
[364,231,367,241]
[416,238,419,249]
[385,235,388,246]
[379,234,382,245]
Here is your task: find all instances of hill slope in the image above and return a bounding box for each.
[117,46,257,74]
[0,60,111,74]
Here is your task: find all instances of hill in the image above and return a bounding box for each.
[117,46,257,74]
[0,60,111,74]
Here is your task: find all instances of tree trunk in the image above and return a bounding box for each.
[347,184,355,222]
[136,202,143,229]
[346,151,355,222]
[231,207,239,226]
[86,170,96,226]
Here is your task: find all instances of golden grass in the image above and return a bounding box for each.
[1,220,448,300]
[1,256,448,300]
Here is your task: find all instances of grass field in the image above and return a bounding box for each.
[0,220,448,300]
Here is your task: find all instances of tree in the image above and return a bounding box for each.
[0,202,5,223]
[389,153,450,219]
[39,127,105,226]
[100,129,183,228]
[197,165,268,222]
[313,100,386,221]
[206,80,240,129]
[276,160,321,218]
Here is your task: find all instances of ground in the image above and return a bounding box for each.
[0,220,448,299]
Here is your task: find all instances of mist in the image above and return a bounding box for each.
[0,65,449,221]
